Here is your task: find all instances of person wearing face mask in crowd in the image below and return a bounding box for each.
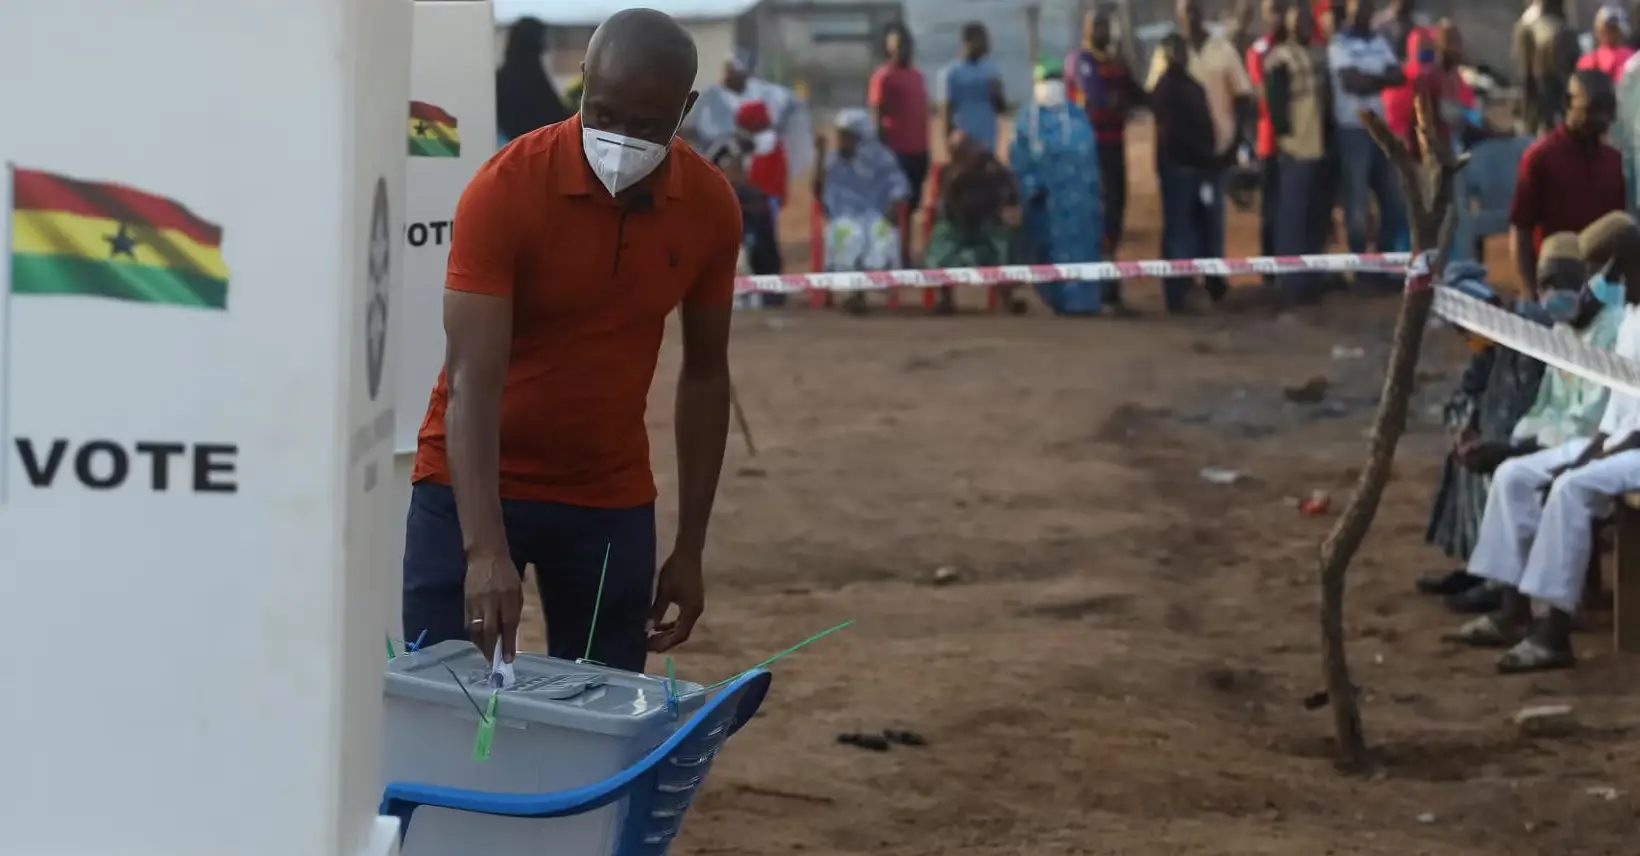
[1419,234,1614,612]
[1509,71,1626,300]
[1010,58,1105,318]
[813,109,911,314]
[1450,213,1640,672]
[404,9,741,671]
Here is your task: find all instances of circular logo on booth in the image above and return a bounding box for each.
[366,176,390,401]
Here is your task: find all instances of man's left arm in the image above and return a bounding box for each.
[650,188,741,652]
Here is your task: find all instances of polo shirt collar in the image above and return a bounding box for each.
[556,113,686,206]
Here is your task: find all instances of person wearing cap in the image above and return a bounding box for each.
[686,49,794,150]
[1011,57,1104,317]
[812,108,910,312]
[1449,213,1640,672]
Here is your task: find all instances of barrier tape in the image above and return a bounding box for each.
[733,247,1640,403]
[733,252,1414,294]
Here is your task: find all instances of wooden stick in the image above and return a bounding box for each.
[729,381,757,457]
[1314,92,1465,773]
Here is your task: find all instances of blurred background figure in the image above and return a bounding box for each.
[734,101,789,222]
[1579,5,1635,80]
[1012,57,1105,318]
[1067,6,1144,286]
[926,130,1022,314]
[813,108,911,313]
[1515,0,1582,136]
[689,48,814,211]
[941,22,1007,154]
[708,139,785,308]
[869,22,933,245]
[495,16,571,147]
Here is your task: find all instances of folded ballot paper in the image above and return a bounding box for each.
[488,640,516,690]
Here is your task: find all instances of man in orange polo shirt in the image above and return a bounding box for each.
[404,8,742,670]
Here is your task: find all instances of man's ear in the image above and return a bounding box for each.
[683,90,700,119]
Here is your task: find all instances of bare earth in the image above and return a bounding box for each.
[520,124,1640,855]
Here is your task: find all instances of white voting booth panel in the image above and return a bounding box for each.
[0,2,411,855]
[388,0,498,641]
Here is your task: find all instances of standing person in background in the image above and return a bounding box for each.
[1248,0,1290,284]
[1510,72,1626,298]
[1265,0,1330,303]
[1226,0,1262,59]
[1516,0,1583,136]
[1371,0,1429,61]
[1150,33,1222,314]
[1067,7,1144,312]
[1329,0,1410,282]
[1403,20,1481,156]
[1580,6,1636,80]
[496,17,571,147]
[1011,58,1104,318]
[869,23,932,243]
[941,22,1007,154]
[1146,0,1255,305]
[731,102,789,308]
[688,50,795,150]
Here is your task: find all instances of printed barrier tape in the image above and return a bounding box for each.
[1433,286,1640,400]
[737,248,1640,403]
[733,253,1414,294]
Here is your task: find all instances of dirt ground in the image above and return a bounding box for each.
[520,123,1640,855]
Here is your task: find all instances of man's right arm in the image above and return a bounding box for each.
[443,167,519,566]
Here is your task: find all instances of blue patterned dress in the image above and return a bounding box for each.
[1009,104,1104,315]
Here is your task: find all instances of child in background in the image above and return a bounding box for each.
[734,102,790,221]
[709,140,785,308]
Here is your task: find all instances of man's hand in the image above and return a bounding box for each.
[465,552,523,664]
[1459,441,1514,474]
[648,550,705,652]
[1452,427,1479,453]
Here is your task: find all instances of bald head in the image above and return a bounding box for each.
[581,8,699,144]
[1567,70,1616,140]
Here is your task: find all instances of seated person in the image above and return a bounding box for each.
[1419,257,1557,604]
[813,108,910,311]
[707,138,785,307]
[1451,212,1640,672]
[926,129,1024,313]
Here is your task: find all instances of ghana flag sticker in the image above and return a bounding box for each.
[9,167,229,309]
[409,101,460,158]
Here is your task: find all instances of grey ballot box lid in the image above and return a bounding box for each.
[385,640,705,739]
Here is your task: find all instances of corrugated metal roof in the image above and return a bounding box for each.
[494,0,764,26]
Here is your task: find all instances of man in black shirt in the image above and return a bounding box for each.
[1152,33,1221,313]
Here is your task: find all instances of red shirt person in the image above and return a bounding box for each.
[734,101,788,208]
[1510,70,1625,297]
[868,23,932,209]
[407,10,742,669]
[1066,7,1143,265]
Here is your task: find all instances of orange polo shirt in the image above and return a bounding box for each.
[413,115,742,507]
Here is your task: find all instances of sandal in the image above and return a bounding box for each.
[1497,638,1576,674]
[1444,615,1523,648]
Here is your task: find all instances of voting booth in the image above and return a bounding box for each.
[387,0,499,640]
[0,1,411,854]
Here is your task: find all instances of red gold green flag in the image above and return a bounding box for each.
[409,101,461,158]
[9,167,229,309]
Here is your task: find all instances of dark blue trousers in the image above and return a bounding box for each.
[401,482,657,672]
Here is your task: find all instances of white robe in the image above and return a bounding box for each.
[1469,305,1640,613]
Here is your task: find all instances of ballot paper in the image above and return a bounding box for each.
[488,640,516,690]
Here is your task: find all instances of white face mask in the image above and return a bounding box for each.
[580,104,686,197]
[1034,80,1067,107]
